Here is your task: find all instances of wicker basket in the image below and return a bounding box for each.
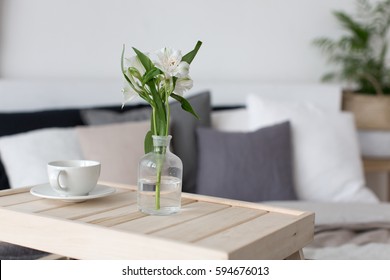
[343,91,390,130]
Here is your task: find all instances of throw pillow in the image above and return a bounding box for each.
[76,121,150,185]
[0,161,10,190]
[0,109,83,137]
[0,109,84,189]
[196,122,297,202]
[246,94,379,203]
[0,127,83,188]
[80,91,212,193]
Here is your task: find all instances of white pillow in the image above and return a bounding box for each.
[0,128,83,188]
[246,94,378,203]
[211,108,249,132]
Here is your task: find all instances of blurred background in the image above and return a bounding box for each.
[0,0,359,84]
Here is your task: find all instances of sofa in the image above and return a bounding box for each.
[1,79,390,260]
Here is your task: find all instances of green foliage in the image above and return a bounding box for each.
[171,93,200,119]
[313,0,390,94]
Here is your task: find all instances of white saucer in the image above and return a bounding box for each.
[30,183,116,203]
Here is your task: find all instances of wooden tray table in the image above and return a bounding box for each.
[0,183,314,259]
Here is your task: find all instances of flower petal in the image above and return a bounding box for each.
[174,61,190,78]
[174,77,193,96]
[154,47,184,78]
[121,82,138,108]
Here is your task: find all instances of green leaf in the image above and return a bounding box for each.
[144,130,153,154]
[128,67,143,81]
[321,72,336,82]
[333,11,370,47]
[132,47,154,72]
[143,67,162,85]
[182,41,202,65]
[171,93,200,119]
[148,82,167,135]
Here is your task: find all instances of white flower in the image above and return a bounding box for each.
[121,82,137,108]
[155,47,190,78]
[121,54,148,107]
[174,77,193,96]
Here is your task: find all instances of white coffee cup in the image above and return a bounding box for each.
[47,160,101,196]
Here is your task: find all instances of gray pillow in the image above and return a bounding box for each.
[196,122,297,202]
[81,107,151,125]
[81,91,211,193]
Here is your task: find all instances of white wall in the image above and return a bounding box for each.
[0,0,355,83]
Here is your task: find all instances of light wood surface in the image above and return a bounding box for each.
[363,158,390,201]
[363,158,390,172]
[0,183,314,260]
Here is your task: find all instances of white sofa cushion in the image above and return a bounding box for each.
[0,127,83,188]
[246,94,378,203]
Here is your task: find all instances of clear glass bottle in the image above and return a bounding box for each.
[137,135,183,215]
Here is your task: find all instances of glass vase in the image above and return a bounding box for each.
[137,135,183,215]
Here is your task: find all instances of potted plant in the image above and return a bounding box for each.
[313,0,390,130]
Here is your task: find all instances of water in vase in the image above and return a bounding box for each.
[138,175,182,215]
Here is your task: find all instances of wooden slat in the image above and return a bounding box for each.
[196,212,314,259]
[79,204,145,226]
[0,207,227,259]
[113,201,229,234]
[6,198,70,212]
[0,192,41,206]
[181,193,306,216]
[37,191,136,220]
[151,206,267,242]
[0,187,30,197]
[79,197,196,227]
[105,182,307,216]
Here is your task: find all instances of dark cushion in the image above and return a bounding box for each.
[0,242,49,260]
[0,109,84,137]
[169,92,211,193]
[81,106,151,124]
[0,161,10,190]
[80,91,212,193]
[196,122,297,202]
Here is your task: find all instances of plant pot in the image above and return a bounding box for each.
[342,91,390,130]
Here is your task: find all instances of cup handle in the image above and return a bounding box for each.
[51,170,67,191]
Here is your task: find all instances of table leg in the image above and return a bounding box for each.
[285,249,304,260]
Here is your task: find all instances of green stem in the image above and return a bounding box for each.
[151,107,161,210]
[155,143,167,211]
[165,82,171,136]
[155,157,162,210]
[154,83,171,210]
